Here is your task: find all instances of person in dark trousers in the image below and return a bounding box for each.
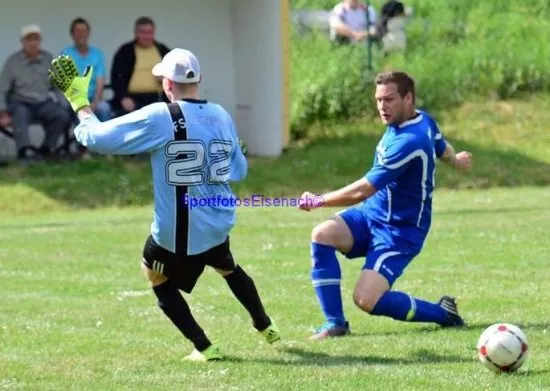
[110,17,170,117]
[0,24,70,165]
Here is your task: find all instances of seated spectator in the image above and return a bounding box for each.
[378,0,408,53]
[110,17,170,116]
[0,25,70,164]
[61,17,112,122]
[329,0,378,45]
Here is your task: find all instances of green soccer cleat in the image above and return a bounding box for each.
[184,344,223,362]
[259,318,281,344]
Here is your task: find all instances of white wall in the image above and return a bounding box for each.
[0,0,287,158]
[232,0,285,157]
[0,0,238,108]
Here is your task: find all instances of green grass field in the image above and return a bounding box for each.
[2,2,550,387]
[1,187,549,390]
[1,75,550,391]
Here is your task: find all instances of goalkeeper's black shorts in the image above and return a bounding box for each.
[142,235,235,293]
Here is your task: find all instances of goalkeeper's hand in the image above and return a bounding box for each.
[238,138,248,157]
[48,55,92,112]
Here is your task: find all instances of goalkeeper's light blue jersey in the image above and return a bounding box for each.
[74,99,247,255]
[362,110,447,253]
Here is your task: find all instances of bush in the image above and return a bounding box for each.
[290,0,550,137]
[291,0,337,10]
[290,31,376,137]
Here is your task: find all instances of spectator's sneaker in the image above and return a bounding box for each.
[259,318,281,344]
[17,146,41,167]
[184,344,223,362]
[80,151,93,161]
[13,145,48,167]
[310,321,350,340]
[38,145,51,156]
[438,296,466,327]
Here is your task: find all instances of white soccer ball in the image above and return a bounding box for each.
[477,323,529,373]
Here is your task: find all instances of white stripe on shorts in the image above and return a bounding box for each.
[373,251,401,273]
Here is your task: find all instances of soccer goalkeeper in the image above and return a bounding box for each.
[49,49,280,362]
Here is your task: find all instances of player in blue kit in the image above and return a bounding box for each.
[48,49,280,361]
[299,71,473,339]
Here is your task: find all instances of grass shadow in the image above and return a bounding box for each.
[225,347,471,367]
[0,216,149,230]
[437,206,550,216]
[358,322,550,337]
[1,115,550,212]
[511,369,550,377]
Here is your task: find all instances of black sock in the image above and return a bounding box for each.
[18,147,33,159]
[38,145,51,156]
[153,281,211,351]
[224,266,271,331]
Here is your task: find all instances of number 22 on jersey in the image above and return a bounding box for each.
[166,140,232,185]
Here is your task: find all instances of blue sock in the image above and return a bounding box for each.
[311,242,346,326]
[371,291,450,325]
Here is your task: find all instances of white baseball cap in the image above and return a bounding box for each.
[21,24,41,38]
[152,48,201,83]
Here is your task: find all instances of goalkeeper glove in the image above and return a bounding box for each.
[238,138,248,157]
[48,55,93,112]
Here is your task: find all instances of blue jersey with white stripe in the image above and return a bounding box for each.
[363,110,447,253]
[74,99,247,255]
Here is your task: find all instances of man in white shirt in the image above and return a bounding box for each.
[330,0,377,44]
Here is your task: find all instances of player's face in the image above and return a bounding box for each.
[71,23,89,47]
[347,0,359,8]
[375,82,406,125]
[135,23,155,47]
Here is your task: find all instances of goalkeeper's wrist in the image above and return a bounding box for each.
[70,97,90,112]
[238,139,248,156]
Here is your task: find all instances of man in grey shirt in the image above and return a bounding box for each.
[0,25,71,162]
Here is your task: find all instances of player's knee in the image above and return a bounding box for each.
[352,290,378,313]
[311,217,353,254]
[311,222,335,245]
[215,267,234,277]
[214,257,237,277]
[141,261,167,287]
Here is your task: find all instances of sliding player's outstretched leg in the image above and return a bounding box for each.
[218,264,281,344]
[309,217,353,340]
[141,262,222,362]
[353,250,466,327]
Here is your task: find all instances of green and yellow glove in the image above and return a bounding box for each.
[48,55,93,112]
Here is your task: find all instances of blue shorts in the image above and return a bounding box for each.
[338,207,418,287]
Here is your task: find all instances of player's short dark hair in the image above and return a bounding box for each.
[135,16,155,29]
[70,18,90,34]
[375,71,415,101]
